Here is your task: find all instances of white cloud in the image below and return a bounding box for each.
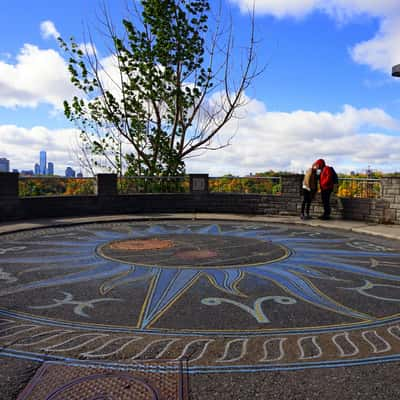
[0,44,78,109]
[0,22,100,111]
[186,100,400,175]
[322,0,400,21]
[79,42,97,56]
[1,101,399,176]
[0,125,80,174]
[230,0,320,19]
[40,20,60,40]
[230,0,400,75]
[97,54,124,99]
[350,16,400,74]
[231,0,400,20]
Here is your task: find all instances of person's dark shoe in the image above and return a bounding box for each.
[300,214,305,220]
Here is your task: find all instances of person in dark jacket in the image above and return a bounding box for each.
[312,159,335,220]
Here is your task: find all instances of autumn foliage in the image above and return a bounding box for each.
[19,178,96,197]
[18,171,396,198]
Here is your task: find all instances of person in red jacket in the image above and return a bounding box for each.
[312,159,335,220]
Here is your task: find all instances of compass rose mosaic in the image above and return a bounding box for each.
[1,220,400,373]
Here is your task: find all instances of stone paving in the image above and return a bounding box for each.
[1,214,400,399]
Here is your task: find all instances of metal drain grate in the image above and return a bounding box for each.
[17,361,188,400]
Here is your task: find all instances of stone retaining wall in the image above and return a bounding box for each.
[381,177,400,224]
[1,172,399,224]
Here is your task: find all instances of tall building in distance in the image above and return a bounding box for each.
[65,167,76,178]
[47,162,54,176]
[34,151,55,176]
[0,158,10,172]
[39,151,47,175]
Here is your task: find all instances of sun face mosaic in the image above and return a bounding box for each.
[1,220,400,373]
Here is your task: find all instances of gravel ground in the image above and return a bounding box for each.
[2,359,400,399]
[0,358,41,400]
[189,364,400,400]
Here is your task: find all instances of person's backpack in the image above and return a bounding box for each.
[330,167,339,185]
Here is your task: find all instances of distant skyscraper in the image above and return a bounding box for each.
[0,158,10,172]
[47,162,54,175]
[65,167,76,178]
[39,151,47,175]
[34,163,40,175]
[77,171,83,178]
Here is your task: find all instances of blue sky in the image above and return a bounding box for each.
[1,0,400,175]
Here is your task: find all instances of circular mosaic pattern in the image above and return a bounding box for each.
[98,234,289,268]
[1,220,400,373]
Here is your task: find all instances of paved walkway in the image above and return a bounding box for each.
[1,212,400,239]
[1,214,400,399]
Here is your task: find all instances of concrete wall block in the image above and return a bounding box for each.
[382,177,395,185]
[190,174,209,193]
[0,172,19,198]
[382,178,400,195]
[0,199,22,221]
[281,174,303,197]
[369,209,384,218]
[372,202,387,210]
[383,189,400,197]
[96,174,118,196]
[383,208,396,224]
[382,196,396,203]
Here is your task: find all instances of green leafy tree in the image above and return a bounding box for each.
[59,0,259,177]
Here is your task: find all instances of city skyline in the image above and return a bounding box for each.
[0,152,390,177]
[0,151,80,177]
[0,150,79,176]
[0,1,400,176]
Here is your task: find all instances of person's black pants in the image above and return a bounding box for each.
[301,189,312,215]
[321,189,333,217]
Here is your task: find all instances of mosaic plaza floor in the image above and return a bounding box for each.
[1,219,400,398]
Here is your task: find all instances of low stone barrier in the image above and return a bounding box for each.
[0,172,399,224]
